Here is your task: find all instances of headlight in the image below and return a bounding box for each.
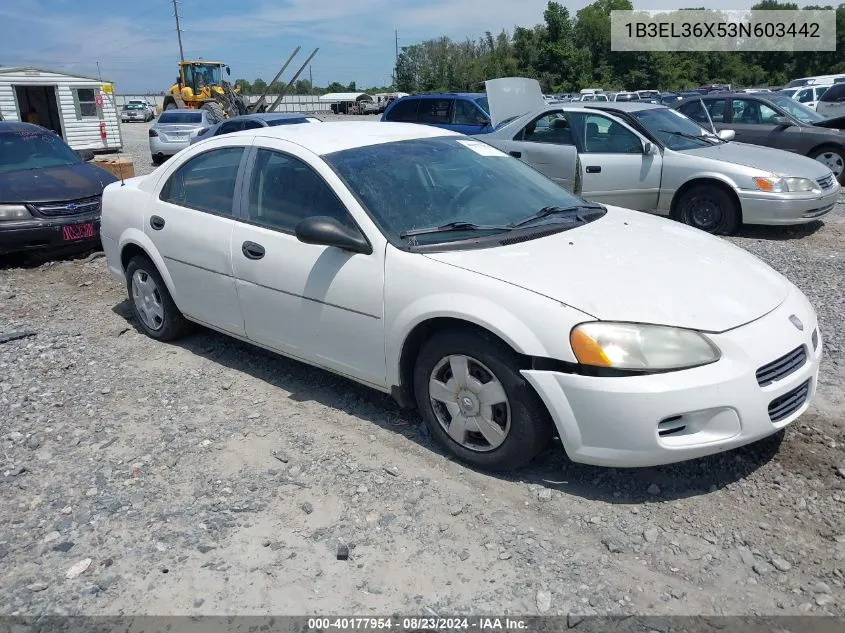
[753,176,820,193]
[570,322,720,372]
[0,204,33,221]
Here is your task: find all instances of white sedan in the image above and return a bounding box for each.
[100,122,822,470]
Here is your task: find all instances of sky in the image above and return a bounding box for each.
[0,0,818,93]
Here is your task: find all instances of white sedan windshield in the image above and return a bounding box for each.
[325,137,595,245]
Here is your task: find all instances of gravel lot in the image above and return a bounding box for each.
[1,118,843,616]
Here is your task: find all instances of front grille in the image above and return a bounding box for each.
[768,379,810,423]
[816,174,835,190]
[756,345,806,387]
[32,195,101,218]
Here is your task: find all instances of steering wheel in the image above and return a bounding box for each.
[451,183,486,211]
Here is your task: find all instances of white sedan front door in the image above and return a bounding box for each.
[230,143,387,387]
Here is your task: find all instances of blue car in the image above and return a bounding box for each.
[381,93,492,134]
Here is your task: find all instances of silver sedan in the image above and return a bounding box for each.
[149,109,217,165]
[483,101,840,234]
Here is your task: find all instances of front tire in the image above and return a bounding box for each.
[413,329,553,471]
[674,184,739,235]
[125,255,189,341]
[810,145,845,185]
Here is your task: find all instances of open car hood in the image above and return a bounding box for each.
[485,77,547,128]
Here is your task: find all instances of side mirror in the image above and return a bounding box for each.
[225,66,231,76]
[717,129,736,141]
[77,149,95,162]
[642,141,657,155]
[480,118,491,127]
[295,216,371,254]
[773,116,793,127]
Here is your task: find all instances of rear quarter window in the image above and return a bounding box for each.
[820,85,845,102]
[385,98,419,122]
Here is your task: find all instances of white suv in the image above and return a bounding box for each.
[816,83,845,119]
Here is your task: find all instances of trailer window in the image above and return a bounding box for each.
[73,88,98,119]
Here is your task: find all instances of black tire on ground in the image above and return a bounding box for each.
[673,184,740,235]
[125,255,190,341]
[164,102,177,110]
[809,145,845,185]
[413,328,554,471]
[151,154,163,166]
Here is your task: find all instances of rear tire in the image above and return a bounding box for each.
[809,145,845,185]
[413,328,553,471]
[125,255,190,341]
[674,184,739,235]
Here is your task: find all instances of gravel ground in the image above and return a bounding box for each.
[0,119,843,616]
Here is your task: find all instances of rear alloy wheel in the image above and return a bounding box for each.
[675,184,739,235]
[414,329,553,471]
[125,255,189,341]
[810,146,845,185]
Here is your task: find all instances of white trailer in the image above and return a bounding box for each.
[0,66,122,152]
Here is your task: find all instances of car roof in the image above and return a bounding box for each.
[247,121,457,155]
[0,121,50,133]
[158,109,204,114]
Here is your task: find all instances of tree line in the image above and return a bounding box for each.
[394,0,845,94]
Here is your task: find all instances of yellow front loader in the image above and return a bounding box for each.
[163,61,247,120]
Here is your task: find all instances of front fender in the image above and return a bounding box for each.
[386,293,577,388]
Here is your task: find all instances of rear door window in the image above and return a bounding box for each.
[417,99,452,124]
[385,98,419,122]
[159,147,244,216]
[820,84,845,102]
[453,99,487,125]
[518,111,575,146]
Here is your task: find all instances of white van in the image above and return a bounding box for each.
[786,74,845,88]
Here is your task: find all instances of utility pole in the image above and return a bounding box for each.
[309,65,313,90]
[172,0,185,63]
[96,61,102,81]
[393,30,399,86]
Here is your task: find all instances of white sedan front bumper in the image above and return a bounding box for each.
[522,288,821,467]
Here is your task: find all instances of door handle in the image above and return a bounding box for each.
[509,151,522,158]
[241,241,265,260]
[585,166,602,174]
[149,215,165,230]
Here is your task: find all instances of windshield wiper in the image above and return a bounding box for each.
[510,204,604,229]
[658,129,721,144]
[399,221,514,238]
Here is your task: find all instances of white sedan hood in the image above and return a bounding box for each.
[424,207,791,333]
